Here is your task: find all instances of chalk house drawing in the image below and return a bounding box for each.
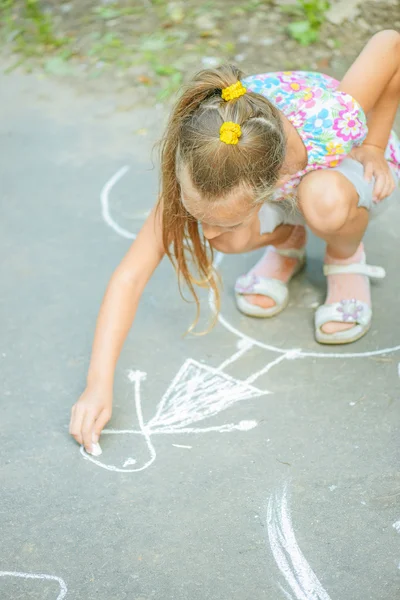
[0,571,67,600]
[89,166,400,475]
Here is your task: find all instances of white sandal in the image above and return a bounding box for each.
[235,246,306,318]
[315,255,386,345]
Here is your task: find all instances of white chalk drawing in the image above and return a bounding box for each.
[392,521,400,533]
[93,166,400,475]
[267,485,332,600]
[101,165,144,240]
[81,357,267,472]
[0,571,67,599]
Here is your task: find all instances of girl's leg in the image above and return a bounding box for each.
[243,225,306,309]
[298,169,369,334]
[210,220,306,310]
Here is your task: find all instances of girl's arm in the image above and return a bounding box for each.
[339,30,400,145]
[338,30,400,199]
[69,204,165,453]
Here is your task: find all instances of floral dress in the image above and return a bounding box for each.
[242,71,400,201]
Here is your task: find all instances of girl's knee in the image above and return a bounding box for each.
[298,171,358,234]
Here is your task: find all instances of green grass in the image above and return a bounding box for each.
[0,0,334,100]
[282,0,330,46]
[1,0,70,65]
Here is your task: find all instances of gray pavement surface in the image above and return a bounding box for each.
[1,70,400,600]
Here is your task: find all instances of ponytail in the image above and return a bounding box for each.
[157,64,285,333]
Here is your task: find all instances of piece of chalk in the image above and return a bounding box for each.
[89,442,102,457]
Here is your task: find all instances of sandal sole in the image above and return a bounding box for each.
[315,321,371,345]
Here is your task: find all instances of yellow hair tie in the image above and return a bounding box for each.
[221,81,246,101]
[219,121,242,145]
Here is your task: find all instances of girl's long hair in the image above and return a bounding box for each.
[157,65,286,332]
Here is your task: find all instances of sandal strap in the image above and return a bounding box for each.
[235,274,288,305]
[275,246,306,260]
[323,263,386,278]
[315,300,372,329]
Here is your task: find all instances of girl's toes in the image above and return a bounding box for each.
[244,294,276,309]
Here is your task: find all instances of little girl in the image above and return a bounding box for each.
[70,30,400,453]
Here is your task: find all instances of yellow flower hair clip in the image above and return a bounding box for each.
[219,121,242,145]
[221,81,247,101]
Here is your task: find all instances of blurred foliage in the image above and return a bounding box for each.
[282,0,330,46]
[0,0,378,101]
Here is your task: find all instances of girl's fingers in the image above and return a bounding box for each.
[69,405,84,446]
[81,412,96,452]
[94,408,112,441]
[383,176,394,199]
[363,161,374,182]
[384,173,395,199]
[373,172,387,201]
[379,176,390,201]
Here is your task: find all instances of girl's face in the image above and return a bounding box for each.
[179,166,257,242]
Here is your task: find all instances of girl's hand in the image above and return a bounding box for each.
[350,144,396,202]
[69,386,112,454]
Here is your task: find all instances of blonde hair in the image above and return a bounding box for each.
[157,64,286,332]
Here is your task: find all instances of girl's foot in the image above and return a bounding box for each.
[235,225,306,316]
[321,244,370,335]
[315,243,386,344]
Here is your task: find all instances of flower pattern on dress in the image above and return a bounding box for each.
[287,109,307,128]
[301,87,323,108]
[333,109,364,142]
[281,80,308,94]
[241,70,400,199]
[303,108,333,135]
[326,141,345,155]
[324,141,345,167]
[336,299,364,322]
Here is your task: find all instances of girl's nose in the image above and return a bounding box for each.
[202,223,222,240]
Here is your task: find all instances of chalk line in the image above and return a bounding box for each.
[0,571,67,599]
[150,420,258,434]
[100,166,135,239]
[245,354,289,384]
[217,339,254,371]
[102,420,258,436]
[267,485,332,600]
[172,444,192,449]
[81,370,157,472]
[279,582,295,600]
[245,351,301,384]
